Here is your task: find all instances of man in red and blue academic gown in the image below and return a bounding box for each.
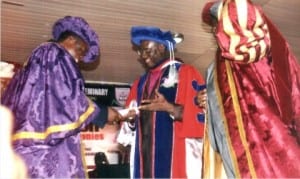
[120,26,206,178]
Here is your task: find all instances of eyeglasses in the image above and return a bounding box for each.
[136,48,152,57]
[135,41,158,58]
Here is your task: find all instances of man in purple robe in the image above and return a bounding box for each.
[1,16,123,178]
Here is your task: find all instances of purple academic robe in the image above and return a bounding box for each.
[1,42,100,178]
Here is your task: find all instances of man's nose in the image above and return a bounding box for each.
[140,50,149,59]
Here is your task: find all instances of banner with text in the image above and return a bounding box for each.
[81,82,131,170]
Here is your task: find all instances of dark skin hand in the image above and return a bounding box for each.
[123,89,182,122]
[139,89,175,113]
[196,89,207,110]
[107,107,126,125]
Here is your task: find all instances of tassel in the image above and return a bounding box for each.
[161,41,180,88]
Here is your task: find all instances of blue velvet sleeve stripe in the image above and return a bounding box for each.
[92,103,108,128]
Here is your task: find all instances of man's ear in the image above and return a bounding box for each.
[132,44,139,51]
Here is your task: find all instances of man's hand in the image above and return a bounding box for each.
[138,89,174,113]
[196,89,207,109]
[107,107,124,125]
[138,89,183,120]
[107,107,138,124]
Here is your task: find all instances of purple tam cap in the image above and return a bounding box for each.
[131,26,176,51]
[52,16,100,63]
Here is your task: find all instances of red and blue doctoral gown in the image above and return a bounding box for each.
[125,59,205,178]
